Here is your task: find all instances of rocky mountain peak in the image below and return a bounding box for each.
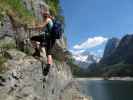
[71,50,99,69]
[103,37,120,58]
[100,34,133,65]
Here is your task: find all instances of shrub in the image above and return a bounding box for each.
[66,58,81,77]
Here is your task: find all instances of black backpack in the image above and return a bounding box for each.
[51,19,64,39]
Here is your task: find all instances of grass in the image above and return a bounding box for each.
[0,0,35,25]
[45,0,61,16]
[45,0,65,25]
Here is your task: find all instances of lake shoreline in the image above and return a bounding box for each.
[75,77,133,81]
[76,78,133,100]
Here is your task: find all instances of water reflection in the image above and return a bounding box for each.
[78,80,133,100]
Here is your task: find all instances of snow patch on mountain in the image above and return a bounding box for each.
[70,50,100,69]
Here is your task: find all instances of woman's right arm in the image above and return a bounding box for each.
[28,18,51,32]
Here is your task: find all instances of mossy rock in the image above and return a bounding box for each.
[0,36,16,50]
[0,56,7,73]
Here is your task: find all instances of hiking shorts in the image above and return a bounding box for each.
[45,36,56,55]
[30,34,44,44]
[30,34,56,55]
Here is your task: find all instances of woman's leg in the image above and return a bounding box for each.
[40,47,46,58]
[42,38,55,76]
[47,39,55,65]
[47,55,53,65]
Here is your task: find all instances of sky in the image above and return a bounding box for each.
[60,0,133,57]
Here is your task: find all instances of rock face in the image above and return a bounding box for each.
[0,0,67,57]
[0,16,15,37]
[0,1,91,99]
[0,49,72,100]
[0,35,16,47]
[0,36,88,100]
[103,37,120,58]
[0,49,91,100]
[100,34,133,65]
[21,0,47,21]
[0,0,49,50]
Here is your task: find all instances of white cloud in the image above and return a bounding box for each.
[70,49,85,55]
[73,36,108,49]
[73,55,88,62]
[90,49,103,57]
[70,49,88,62]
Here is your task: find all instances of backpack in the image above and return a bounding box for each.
[51,19,64,39]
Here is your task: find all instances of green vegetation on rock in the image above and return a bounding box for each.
[0,37,16,50]
[0,0,35,25]
[66,58,81,77]
[0,9,4,22]
[0,43,16,50]
[45,0,65,24]
[45,0,62,16]
[0,56,7,73]
[102,63,133,77]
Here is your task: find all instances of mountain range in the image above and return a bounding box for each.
[96,34,133,77]
[71,34,133,77]
[100,34,133,65]
[71,50,100,69]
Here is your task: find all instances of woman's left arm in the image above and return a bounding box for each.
[35,19,49,29]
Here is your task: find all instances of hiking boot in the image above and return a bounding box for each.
[43,64,50,76]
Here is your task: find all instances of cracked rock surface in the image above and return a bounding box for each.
[0,49,72,100]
